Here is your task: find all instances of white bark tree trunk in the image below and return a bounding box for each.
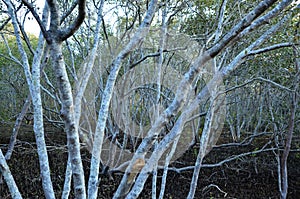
[0,149,22,199]
[5,1,55,198]
[62,1,105,198]
[45,0,87,197]
[88,1,158,198]
[123,1,293,198]
[49,41,86,198]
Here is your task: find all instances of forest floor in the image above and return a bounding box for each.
[0,124,300,198]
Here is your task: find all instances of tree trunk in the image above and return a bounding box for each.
[49,41,86,198]
[0,149,22,199]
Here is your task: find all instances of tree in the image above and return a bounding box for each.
[0,0,299,198]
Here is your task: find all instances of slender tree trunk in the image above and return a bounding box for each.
[5,95,31,160]
[0,149,22,199]
[61,155,72,199]
[6,1,55,198]
[88,1,158,198]
[124,4,293,197]
[49,41,86,198]
[279,57,299,199]
[188,1,227,197]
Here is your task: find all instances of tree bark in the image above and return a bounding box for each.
[0,149,22,199]
[45,0,87,197]
[49,41,86,198]
[88,1,158,198]
[5,1,55,198]
[124,3,293,198]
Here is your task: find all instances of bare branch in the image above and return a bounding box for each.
[47,0,60,30]
[0,17,11,32]
[248,42,299,56]
[208,0,278,57]
[202,184,227,197]
[225,77,295,93]
[21,0,50,43]
[166,146,275,172]
[59,0,86,41]
[129,47,187,69]
[0,3,22,32]
[60,0,78,23]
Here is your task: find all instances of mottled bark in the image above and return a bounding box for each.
[5,1,55,198]
[0,149,22,199]
[61,1,105,198]
[5,46,50,160]
[88,1,159,198]
[45,0,87,197]
[123,2,293,198]
[49,41,86,198]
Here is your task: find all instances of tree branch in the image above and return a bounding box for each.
[59,0,86,41]
[0,4,22,32]
[60,0,79,23]
[47,0,60,37]
[227,0,294,47]
[208,0,278,57]
[125,4,293,198]
[248,42,299,56]
[225,77,295,93]
[0,149,22,199]
[129,48,187,69]
[21,0,50,43]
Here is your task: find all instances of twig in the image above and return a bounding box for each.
[202,184,227,198]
